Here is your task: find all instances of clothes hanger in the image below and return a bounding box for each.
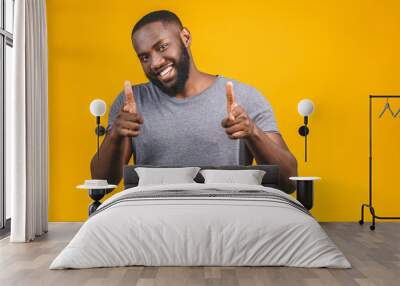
[379,97,395,118]
[393,107,400,118]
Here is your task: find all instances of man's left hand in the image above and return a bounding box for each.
[222,81,256,139]
[221,100,256,140]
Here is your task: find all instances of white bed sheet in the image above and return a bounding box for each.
[50,183,351,269]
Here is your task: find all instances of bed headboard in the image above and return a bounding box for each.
[123,165,281,191]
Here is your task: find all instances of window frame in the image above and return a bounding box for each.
[0,0,13,232]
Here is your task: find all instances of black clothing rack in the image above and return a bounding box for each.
[359,95,400,230]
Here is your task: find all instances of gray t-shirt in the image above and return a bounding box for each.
[107,75,279,166]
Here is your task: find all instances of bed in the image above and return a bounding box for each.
[49,165,351,269]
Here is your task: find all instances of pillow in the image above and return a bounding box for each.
[200,169,266,185]
[135,167,201,186]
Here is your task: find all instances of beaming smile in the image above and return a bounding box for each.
[157,64,174,81]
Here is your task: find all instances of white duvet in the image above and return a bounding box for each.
[50,183,351,269]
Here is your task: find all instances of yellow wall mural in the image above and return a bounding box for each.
[47,0,400,221]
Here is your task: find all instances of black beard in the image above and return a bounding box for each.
[146,44,190,96]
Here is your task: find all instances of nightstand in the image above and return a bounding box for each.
[77,180,116,216]
[289,177,321,210]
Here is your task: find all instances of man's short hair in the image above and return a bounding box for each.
[132,10,183,38]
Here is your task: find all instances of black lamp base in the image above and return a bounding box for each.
[298,125,309,136]
[95,125,106,136]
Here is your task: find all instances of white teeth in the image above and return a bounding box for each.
[159,66,173,78]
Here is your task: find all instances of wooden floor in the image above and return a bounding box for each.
[0,222,399,286]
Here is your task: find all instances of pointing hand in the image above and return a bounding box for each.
[108,80,144,140]
[221,81,256,139]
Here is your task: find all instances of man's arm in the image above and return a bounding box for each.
[91,81,142,185]
[244,128,298,193]
[223,81,297,193]
[90,135,133,185]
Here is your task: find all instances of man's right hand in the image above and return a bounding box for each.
[108,80,144,140]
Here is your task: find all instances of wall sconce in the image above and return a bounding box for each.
[90,99,107,160]
[297,99,314,162]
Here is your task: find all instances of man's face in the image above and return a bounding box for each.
[132,22,190,95]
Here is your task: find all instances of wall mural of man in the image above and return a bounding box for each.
[90,10,297,193]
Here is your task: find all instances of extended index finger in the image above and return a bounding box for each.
[123,80,137,114]
[226,81,236,121]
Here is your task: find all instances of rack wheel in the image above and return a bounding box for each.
[358,220,364,225]
[370,225,375,231]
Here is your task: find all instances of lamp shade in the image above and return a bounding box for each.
[298,99,314,116]
[90,99,106,117]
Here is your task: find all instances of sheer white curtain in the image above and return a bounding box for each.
[6,0,48,242]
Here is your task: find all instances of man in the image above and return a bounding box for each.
[90,10,297,193]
